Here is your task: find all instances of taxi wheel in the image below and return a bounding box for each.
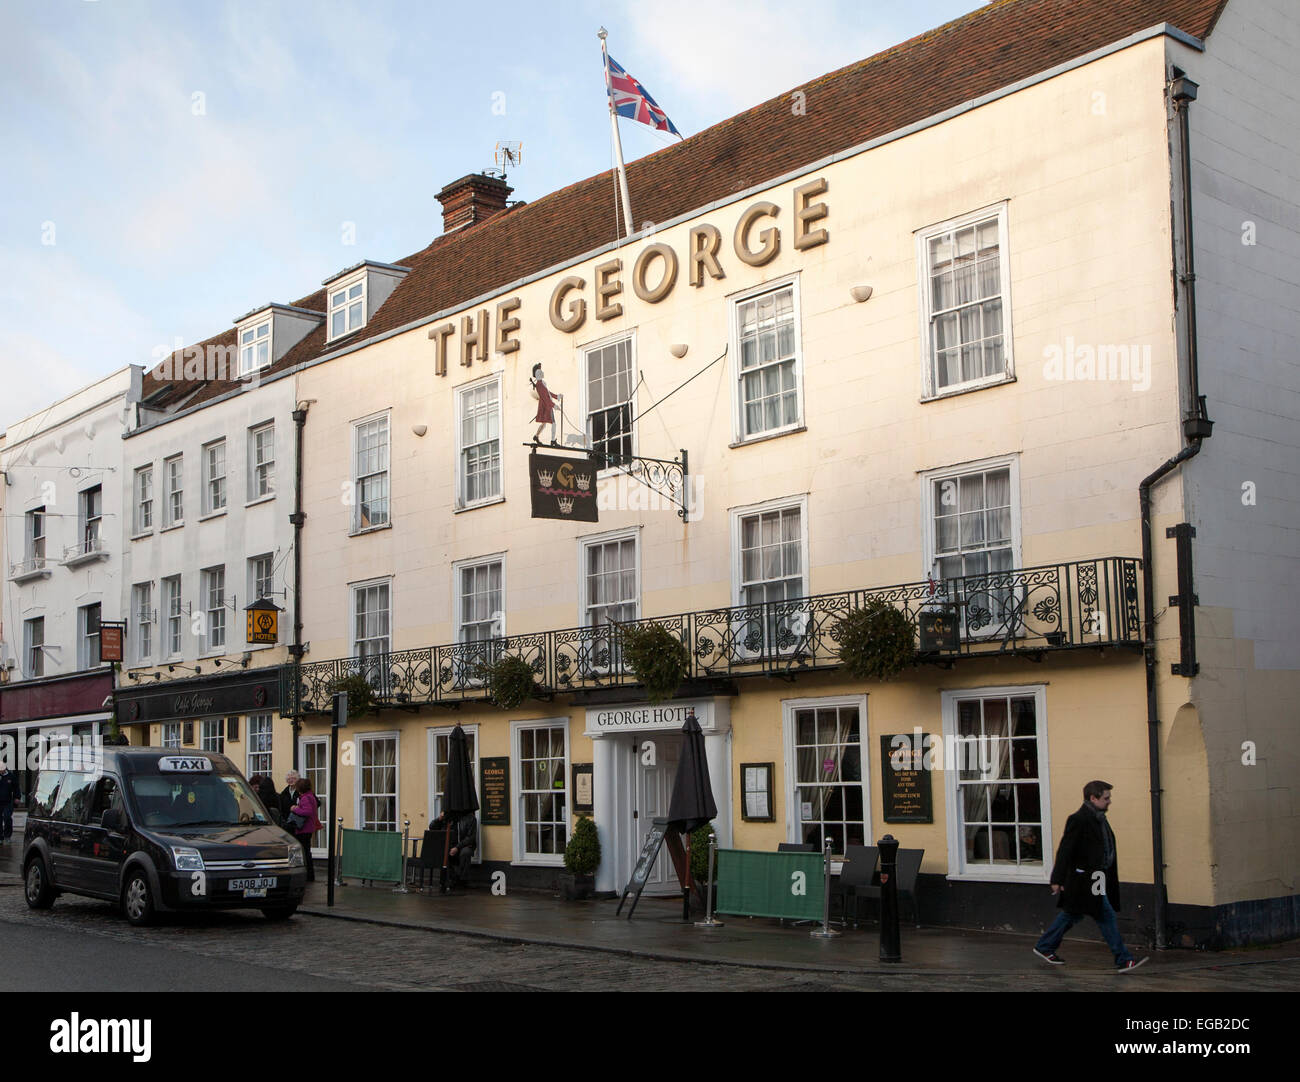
[122,871,156,927]
[261,905,298,921]
[24,856,55,909]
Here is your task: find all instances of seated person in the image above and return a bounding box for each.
[446,811,477,890]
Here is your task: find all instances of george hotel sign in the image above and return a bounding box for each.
[428,180,830,375]
[584,699,728,737]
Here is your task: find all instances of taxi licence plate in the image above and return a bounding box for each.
[230,877,277,891]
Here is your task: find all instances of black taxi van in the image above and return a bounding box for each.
[23,746,307,925]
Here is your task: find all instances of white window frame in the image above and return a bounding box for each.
[161,722,182,749]
[354,731,400,833]
[727,274,804,444]
[24,617,44,678]
[78,603,101,670]
[239,319,272,376]
[201,718,224,753]
[351,411,391,534]
[510,718,570,866]
[163,575,183,658]
[729,494,810,658]
[781,694,871,857]
[577,526,641,627]
[916,202,1014,400]
[349,577,392,662]
[941,684,1052,883]
[79,486,103,554]
[426,724,482,863]
[454,373,503,510]
[164,455,184,527]
[248,553,274,605]
[133,466,153,535]
[327,275,367,342]
[248,422,275,500]
[246,714,273,778]
[202,439,227,516]
[453,554,506,643]
[133,582,153,664]
[920,454,1021,641]
[578,330,637,474]
[202,566,226,654]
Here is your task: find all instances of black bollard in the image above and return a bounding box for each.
[878,833,901,963]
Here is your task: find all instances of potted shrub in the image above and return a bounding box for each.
[327,673,379,717]
[617,623,690,704]
[562,815,601,900]
[481,654,537,709]
[835,598,917,680]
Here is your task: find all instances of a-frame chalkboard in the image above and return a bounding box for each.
[616,817,670,919]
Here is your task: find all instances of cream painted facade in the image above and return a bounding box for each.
[281,26,1300,943]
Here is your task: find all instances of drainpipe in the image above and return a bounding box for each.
[1141,71,1212,951]
[288,402,310,771]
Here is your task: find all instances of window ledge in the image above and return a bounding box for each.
[160,522,185,534]
[944,869,1049,884]
[729,425,807,449]
[63,550,111,569]
[245,494,276,508]
[515,856,565,868]
[453,496,505,515]
[349,523,393,538]
[130,531,154,542]
[198,510,228,523]
[921,374,1016,403]
[8,567,52,584]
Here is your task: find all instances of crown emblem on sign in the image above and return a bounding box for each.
[537,468,554,487]
[575,473,592,492]
[557,495,575,514]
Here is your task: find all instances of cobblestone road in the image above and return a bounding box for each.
[2,884,1297,992]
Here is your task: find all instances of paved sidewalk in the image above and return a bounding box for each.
[297,876,1300,978]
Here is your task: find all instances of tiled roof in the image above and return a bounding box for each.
[139,0,1227,417]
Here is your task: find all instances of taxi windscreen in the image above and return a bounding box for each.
[128,773,270,828]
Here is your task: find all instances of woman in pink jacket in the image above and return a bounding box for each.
[289,777,322,882]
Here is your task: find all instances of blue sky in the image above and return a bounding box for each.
[0,0,982,431]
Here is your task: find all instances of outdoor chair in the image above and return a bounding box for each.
[830,844,877,928]
[854,847,926,928]
[776,842,816,852]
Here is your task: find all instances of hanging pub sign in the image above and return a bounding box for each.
[245,597,281,645]
[100,622,126,663]
[918,606,961,652]
[529,451,597,522]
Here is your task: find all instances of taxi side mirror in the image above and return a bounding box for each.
[102,808,126,833]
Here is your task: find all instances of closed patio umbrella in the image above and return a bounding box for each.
[440,724,479,891]
[666,709,717,918]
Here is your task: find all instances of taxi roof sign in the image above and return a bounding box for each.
[159,756,213,773]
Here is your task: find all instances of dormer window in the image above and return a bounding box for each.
[240,320,271,375]
[329,279,366,340]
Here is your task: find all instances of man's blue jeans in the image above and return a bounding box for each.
[0,802,12,839]
[1035,897,1133,965]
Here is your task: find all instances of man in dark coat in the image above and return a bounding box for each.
[0,764,20,841]
[278,770,300,822]
[1034,780,1146,972]
[446,811,477,889]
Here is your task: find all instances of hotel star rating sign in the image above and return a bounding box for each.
[245,597,281,645]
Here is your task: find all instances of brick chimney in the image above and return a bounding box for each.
[436,173,514,233]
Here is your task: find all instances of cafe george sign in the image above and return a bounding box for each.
[427,180,830,373]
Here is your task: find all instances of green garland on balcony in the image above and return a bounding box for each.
[616,623,690,704]
[481,654,537,710]
[327,673,379,717]
[836,598,917,681]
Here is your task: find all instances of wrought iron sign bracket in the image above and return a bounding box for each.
[525,442,690,522]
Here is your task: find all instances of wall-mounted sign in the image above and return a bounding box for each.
[100,623,126,663]
[480,756,510,826]
[572,763,594,813]
[245,598,281,645]
[880,734,934,823]
[918,607,960,652]
[529,452,597,522]
[741,762,774,822]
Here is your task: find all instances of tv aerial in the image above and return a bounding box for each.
[488,141,523,182]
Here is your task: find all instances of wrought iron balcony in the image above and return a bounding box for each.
[63,536,108,566]
[8,555,50,582]
[282,557,1142,715]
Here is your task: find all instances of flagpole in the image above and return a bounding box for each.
[598,27,635,240]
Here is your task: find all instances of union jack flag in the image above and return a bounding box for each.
[604,54,681,137]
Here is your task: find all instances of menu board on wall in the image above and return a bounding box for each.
[880,734,933,823]
[480,757,510,825]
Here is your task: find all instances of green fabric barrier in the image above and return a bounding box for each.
[714,849,825,921]
[340,827,404,883]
